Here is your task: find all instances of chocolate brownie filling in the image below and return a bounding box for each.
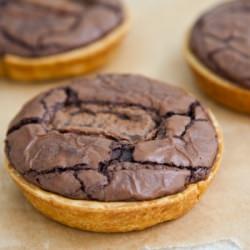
[5,74,218,201]
[0,0,124,57]
[190,0,250,89]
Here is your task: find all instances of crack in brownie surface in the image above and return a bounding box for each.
[0,0,124,57]
[190,0,250,89]
[5,74,218,201]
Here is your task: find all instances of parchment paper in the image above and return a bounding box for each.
[0,0,249,249]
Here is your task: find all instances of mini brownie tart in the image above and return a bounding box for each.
[184,0,250,113]
[0,0,129,81]
[5,74,222,232]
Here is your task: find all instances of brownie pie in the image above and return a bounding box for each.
[185,0,250,113]
[190,0,250,89]
[5,74,223,232]
[0,0,129,80]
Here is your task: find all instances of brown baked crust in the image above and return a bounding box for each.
[0,10,130,81]
[5,110,223,233]
[189,0,250,89]
[5,74,218,202]
[184,32,250,114]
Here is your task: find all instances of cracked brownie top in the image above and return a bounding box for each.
[0,0,124,57]
[190,0,250,89]
[5,74,218,201]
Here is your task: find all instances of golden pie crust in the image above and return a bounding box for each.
[5,110,223,233]
[0,10,130,81]
[184,33,250,114]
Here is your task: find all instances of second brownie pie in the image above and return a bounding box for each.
[0,0,129,81]
[5,74,223,232]
[185,0,250,113]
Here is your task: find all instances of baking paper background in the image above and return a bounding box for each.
[0,0,249,249]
